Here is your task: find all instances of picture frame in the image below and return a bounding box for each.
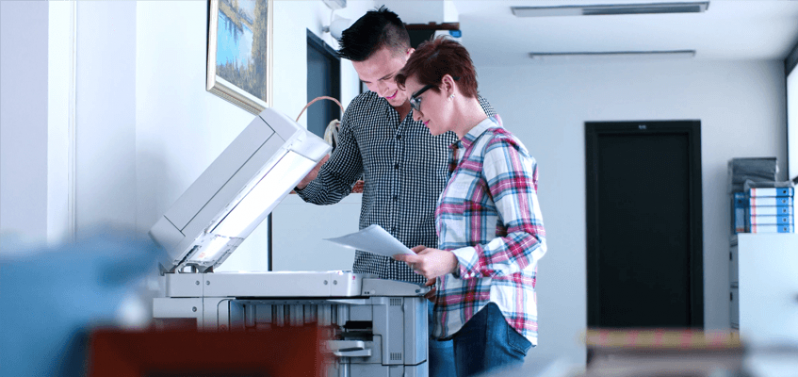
[207,0,273,114]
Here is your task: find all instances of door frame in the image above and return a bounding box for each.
[585,120,704,328]
[306,29,341,124]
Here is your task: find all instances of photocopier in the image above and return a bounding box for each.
[148,108,429,377]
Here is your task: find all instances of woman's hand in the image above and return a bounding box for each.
[393,245,458,280]
[423,278,436,302]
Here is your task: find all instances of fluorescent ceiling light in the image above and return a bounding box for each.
[529,50,696,61]
[512,2,709,17]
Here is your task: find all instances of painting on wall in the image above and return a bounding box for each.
[207,0,273,114]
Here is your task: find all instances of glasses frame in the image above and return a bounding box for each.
[409,84,435,113]
[408,77,460,114]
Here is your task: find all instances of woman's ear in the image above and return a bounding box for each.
[441,74,456,97]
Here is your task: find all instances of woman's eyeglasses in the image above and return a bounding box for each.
[408,77,459,113]
[409,84,434,113]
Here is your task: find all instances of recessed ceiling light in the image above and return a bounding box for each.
[528,50,697,61]
[512,2,709,17]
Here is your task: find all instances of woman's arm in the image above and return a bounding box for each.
[452,136,547,279]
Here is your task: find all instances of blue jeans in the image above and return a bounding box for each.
[450,303,533,377]
[429,304,457,377]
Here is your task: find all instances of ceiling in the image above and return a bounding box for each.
[394,0,798,67]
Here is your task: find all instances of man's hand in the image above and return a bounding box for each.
[393,245,458,280]
[296,155,329,190]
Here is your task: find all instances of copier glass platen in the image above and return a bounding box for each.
[149,108,430,377]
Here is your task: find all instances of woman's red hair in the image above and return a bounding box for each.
[396,37,478,98]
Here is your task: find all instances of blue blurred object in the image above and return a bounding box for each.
[0,230,163,377]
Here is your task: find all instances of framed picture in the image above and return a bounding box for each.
[207,0,273,114]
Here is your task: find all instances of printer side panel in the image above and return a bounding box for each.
[403,297,428,366]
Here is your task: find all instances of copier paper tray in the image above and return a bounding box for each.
[153,271,430,377]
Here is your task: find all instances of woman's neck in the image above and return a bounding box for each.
[453,98,489,140]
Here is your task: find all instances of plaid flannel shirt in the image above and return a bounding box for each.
[433,115,547,344]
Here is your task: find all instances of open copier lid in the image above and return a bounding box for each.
[149,108,331,273]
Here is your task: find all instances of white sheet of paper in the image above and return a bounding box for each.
[324,224,415,257]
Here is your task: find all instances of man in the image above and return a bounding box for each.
[294,7,496,377]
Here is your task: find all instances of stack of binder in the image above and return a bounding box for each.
[732,192,748,234]
[727,158,778,235]
[748,187,794,233]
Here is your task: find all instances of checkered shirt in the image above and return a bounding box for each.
[433,115,547,344]
[296,91,496,284]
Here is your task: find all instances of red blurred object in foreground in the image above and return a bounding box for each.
[88,325,328,377]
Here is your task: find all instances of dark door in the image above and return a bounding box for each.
[586,121,703,328]
[306,30,340,139]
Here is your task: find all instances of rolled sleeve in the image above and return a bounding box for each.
[295,109,363,205]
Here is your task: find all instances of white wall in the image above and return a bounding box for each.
[477,60,787,364]
[380,0,445,24]
[0,1,49,245]
[136,0,374,271]
[76,1,138,235]
[47,2,75,245]
[136,1,260,271]
[272,194,361,271]
[2,1,140,246]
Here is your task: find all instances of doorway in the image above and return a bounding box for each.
[306,29,340,139]
[585,120,704,328]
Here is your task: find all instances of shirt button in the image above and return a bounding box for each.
[394,164,399,170]
[393,195,398,201]
[391,227,397,232]
[396,135,402,140]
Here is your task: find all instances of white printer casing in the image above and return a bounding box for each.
[149,108,429,377]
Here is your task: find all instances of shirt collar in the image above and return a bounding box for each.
[451,114,502,151]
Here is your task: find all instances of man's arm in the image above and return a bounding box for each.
[296,155,329,190]
[295,105,364,205]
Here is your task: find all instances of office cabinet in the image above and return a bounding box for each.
[730,234,798,343]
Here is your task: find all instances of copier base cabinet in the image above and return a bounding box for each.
[153,271,429,377]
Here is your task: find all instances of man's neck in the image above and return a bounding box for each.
[393,101,412,122]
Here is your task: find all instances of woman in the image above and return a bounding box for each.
[392,37,547,377]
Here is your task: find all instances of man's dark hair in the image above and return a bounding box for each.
[337,6,410,62]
